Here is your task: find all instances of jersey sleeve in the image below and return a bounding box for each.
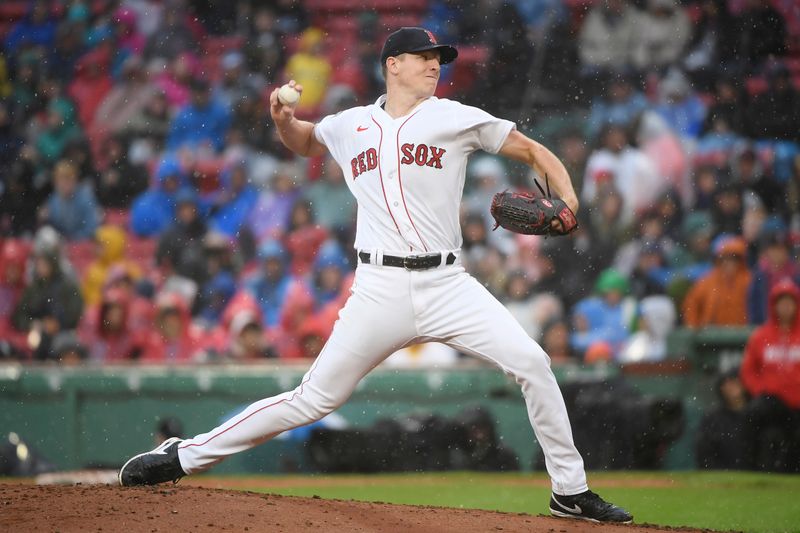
[456,103,516,154]
[313,112,339,150]
[314,110,355,166]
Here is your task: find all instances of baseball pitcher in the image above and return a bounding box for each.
[119,27,632,524]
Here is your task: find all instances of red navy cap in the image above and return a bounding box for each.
[380,27,458,65]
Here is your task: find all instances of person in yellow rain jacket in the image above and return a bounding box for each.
[82,225,141,306]
[284,27,331,112]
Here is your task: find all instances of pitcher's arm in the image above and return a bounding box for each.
[498,130,579,214]
[269,81,327,158]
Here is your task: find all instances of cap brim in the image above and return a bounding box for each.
[405,44,458,64]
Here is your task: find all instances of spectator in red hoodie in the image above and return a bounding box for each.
[226,310,274,360]
[223,292,274,360]
[135,292,204,363]
[0,240,31,356]
[272,283,314,359]
[79,287,139,362]
[284,200,328,277]
[68,45,113,133]
[196,291,275,361]
[740,279,800,472]
[296,316,329,359]
[103,265,156,335]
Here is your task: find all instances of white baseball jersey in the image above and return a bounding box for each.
[314,95,515,254]
[176,95,589,498]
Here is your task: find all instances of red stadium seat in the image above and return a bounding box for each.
[0,1,27,20]
[200,54,224,83]
[770,0,800,38]
[698,92,715,107]
[66,241,97,277]
[0,22,13,41]
[330,60,367,95]
[455,45,490,64]
[90,0,108,16]
[104,209,131,228]
[745,77,768,96]
[203,35,245,56]
[304,0,343,12]
[293,104,323,122]
[399,0,427,10]
[325,36,359,65]
[370,0,427,11]
[745,71,800,96]
[785,57,800,74]
[51,1,65,18]
[126,237,157,265]
[193,160,224,194]
[283,34,303,56]
[306,0,426,13]
[564,0,594,30]
[378,13,422,31]
[325,16,358,34]
[692,151,729,169]
[312,0,368,11]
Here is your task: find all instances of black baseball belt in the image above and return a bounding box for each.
[358,251,457,270]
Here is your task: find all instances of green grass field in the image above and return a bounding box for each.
[199,471,800,533]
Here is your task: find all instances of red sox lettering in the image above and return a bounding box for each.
[351,148,379,178]
[400,143,446,168]
[350,143,446,179]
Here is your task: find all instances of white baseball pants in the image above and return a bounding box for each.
[178,262,588,496]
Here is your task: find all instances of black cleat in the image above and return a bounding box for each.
[550,490,633,523]
[119,437,186,487]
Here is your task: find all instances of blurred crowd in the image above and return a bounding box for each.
[0,0,798,379]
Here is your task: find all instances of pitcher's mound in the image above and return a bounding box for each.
[1,484,708,532]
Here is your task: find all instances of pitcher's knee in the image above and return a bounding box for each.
[298,388,347,422]
[510,345,552,376]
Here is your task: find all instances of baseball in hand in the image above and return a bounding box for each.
[277,84,301,106]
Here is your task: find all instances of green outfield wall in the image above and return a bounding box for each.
[0,327,752,474]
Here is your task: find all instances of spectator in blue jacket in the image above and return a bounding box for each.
[304,156,356,232]
[209,163,259,238]
[244,240,294,328]
[4,0,57,54]
[571,269,637,358]
[130,157,187,237]
[197,271,238,329]
[155,187,208,284]
[41,160,100,241]
[248,163,303,243]
[0,102,22,168]
[309,240,350,309]
[167,78,231,153]
[666,211,714,284]
[587,73,648,140]
[654,68,707,139]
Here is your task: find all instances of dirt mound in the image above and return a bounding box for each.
[1,484,708,533]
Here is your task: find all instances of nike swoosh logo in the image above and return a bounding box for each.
[357,125,369,132]
[552,495,582,514]
[151,438,180,455]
